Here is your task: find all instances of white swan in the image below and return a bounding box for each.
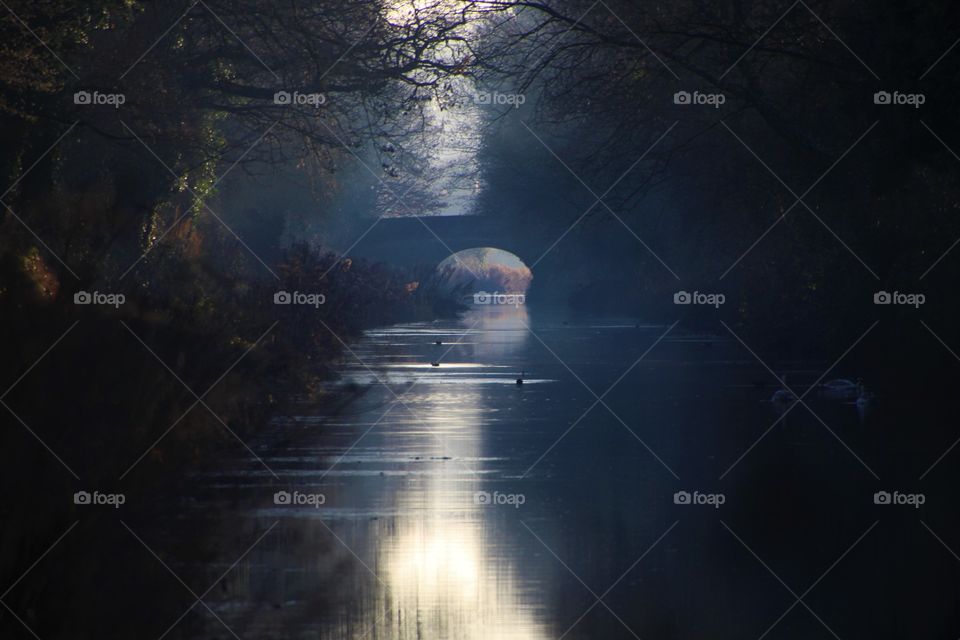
[771,389,796,403]
[820,379,859,400]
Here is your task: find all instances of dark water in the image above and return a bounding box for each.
[112,307,959,638]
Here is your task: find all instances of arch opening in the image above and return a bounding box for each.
[436,247,532,295]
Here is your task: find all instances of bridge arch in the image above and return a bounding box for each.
[437,247,532,294]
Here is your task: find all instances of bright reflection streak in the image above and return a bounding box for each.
[387,520,480,602]
[383,519,546,640]
[372,305,549,640]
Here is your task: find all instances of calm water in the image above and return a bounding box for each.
[158,306,958,639]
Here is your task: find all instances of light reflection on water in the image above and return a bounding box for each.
[232,305,553,640]
[177,304,888,640]
[379,505,548,640]
[365,306,549,640]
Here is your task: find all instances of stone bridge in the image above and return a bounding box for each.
[345,215,534,268]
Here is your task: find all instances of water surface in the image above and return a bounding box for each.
[164,306,953,639]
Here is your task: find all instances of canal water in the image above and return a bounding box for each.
[156,306,957,639]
